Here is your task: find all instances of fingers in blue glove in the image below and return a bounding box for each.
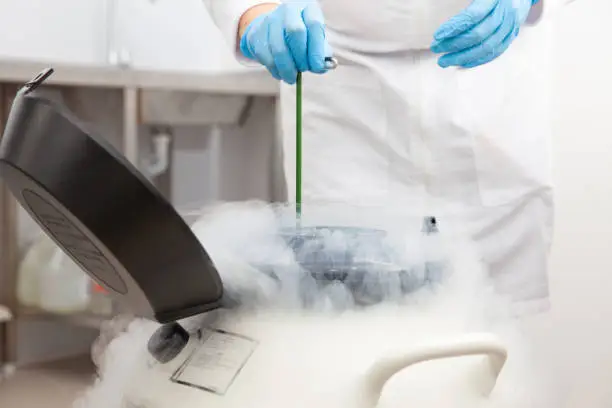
[437,2,518,68]
[241,15,281,81]
[302,4,328,74]
[269,12,299,84]
[283,5,309,73]
[434,0,501,41]
[239,4,332,84]
[431,0,504,54]
[460,26,518,68]
[239,14,265,61]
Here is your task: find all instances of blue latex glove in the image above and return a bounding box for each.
[431,0,539,68]
[239,3,332,84]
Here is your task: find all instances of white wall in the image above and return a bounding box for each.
[0,0,108,65]
[522,0,612,406]
[111,0,242,71]
[0,0,243,72]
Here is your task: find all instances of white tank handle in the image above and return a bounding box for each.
[359,333,508,408]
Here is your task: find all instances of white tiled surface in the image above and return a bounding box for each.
[0,356,95,408]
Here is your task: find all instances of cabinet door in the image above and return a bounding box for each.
[0,0,108,65]
[111,0,243,72]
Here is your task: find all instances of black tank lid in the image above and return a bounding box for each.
[0,68,224,323]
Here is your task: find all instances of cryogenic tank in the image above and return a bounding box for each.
[84,205,534,408]
[0,70,549,408]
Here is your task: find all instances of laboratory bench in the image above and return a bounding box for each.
[0,57,281,375]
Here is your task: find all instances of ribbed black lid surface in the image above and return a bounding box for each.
[0,69,224,323]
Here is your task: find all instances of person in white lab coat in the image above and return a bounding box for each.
[203,0,556,313]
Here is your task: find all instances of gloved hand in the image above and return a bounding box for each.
[430,0,538,68]
[239,3,332,84]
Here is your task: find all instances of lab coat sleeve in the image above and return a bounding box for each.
[203,0,281,61]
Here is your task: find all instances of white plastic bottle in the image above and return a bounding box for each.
[16,234,58,308]
[89,282,114,316]
[39,248,91,314]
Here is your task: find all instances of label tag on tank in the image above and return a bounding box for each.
[171,328,258,395]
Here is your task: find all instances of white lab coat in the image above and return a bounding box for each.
[204,0,560,313]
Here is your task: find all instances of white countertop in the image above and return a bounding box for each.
[0,57,279,96]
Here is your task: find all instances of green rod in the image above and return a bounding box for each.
[296,72,302,218]
[294,58,337,221]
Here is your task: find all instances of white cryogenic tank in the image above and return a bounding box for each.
[78,202,556,408]
[115,311,510,408]
[0,82,559,408]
